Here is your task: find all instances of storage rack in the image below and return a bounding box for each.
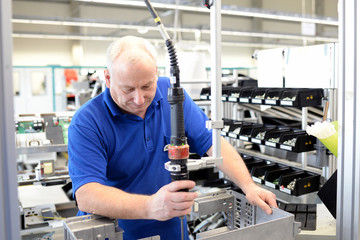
[200,85,327,202]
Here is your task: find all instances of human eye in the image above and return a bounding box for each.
[122,87,134,93]
[142,85,151,90]
[142,81,154,90]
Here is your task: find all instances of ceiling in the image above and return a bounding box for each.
[12,0,338,49]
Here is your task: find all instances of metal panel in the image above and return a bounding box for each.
[337,0,360,240]
[0,0,21,239]
[196,192,300,240]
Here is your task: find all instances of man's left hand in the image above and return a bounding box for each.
[244,183,277,215]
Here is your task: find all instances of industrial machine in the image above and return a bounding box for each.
[63,190,300,240]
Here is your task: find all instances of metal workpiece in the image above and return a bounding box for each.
[64,215,123,240]
[192,191,234,219]
[192,191,300,240]
[186,157,223,171]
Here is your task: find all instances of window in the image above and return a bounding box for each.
[13,72,20,96]
[31,72,46,96]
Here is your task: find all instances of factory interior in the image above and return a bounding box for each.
[1,0,360,239]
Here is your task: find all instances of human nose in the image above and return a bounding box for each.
[133,89,145,105]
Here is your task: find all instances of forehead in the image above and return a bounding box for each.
[112,57,157,87]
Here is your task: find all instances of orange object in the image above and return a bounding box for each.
[64,69,78,86]
[168,144,189,159]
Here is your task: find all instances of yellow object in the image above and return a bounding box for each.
[318,121,338,157]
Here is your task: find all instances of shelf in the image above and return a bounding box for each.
[224,121,316,153]
[16,144,68,154]
[202,86,324,108]
[236,148,322,175]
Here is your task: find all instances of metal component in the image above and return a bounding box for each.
[209,0,222,165]
[192,191,234,218]
[337,1,360,239]
[64,215,124,240]
[206,120,224,129]
[0,0,21,239]
[164,161,181,172]
[186,157,223,171]
[192,191,300,240]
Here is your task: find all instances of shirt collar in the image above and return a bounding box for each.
[103,83,164,119]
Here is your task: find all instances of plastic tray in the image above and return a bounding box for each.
[279,171,321,196]
[238,123,263,141]
[238,87,256,103]
[221,86,235,101]
[279,131,316,153]
[264,88,285,105]
[226,121,253,139]
[250,125,277,145]
[279,88,324,107]
[200,87,211,100]
[264,128,293,148]
[250,88,269,104]
[251,163,286,184]
[264,167,300,189]
[227,87,253,103]
[221,119,242,137]
[244,157,268,172]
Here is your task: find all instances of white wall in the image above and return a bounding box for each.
[13,38,74,66]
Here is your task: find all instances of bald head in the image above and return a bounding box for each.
[106,36,157,77]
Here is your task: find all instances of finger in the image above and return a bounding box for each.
[256,198,273,215]
[172,208,192,217]
[166,180,196,192]
[170,191,198,203]
[168,200,195,211]
[266,194,278,208]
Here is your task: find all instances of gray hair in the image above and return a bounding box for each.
[106,36,157,76]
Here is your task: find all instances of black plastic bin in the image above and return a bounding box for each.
[279,171,321,196]
[279,88,324,107]
[251,163,281,184]
[228,87,253,103]
[200,87,211,100]
[264,167,300,189]
[221,119,241,137]
[279,131,316,153]
[239,87,256,103]
[221,86,236,102]
[227,121,253,139]
[264,128,293,148]
[264,88,285,106]
[243,157,268,173]
[250,88,269,104]
[238,123,263,142]
[250,125,277,145]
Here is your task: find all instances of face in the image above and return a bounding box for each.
[104,55,158,119]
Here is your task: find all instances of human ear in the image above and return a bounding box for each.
[104,69,111,88]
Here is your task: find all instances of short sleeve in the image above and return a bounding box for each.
[183,90,212,156]
[68,119,108,196]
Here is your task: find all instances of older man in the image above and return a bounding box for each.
[68,36,277,240]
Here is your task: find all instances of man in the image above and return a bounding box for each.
[68,36,277,240]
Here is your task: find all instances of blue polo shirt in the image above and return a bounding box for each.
[68,77,212,240]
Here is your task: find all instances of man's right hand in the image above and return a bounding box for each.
[146,180,198,221]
